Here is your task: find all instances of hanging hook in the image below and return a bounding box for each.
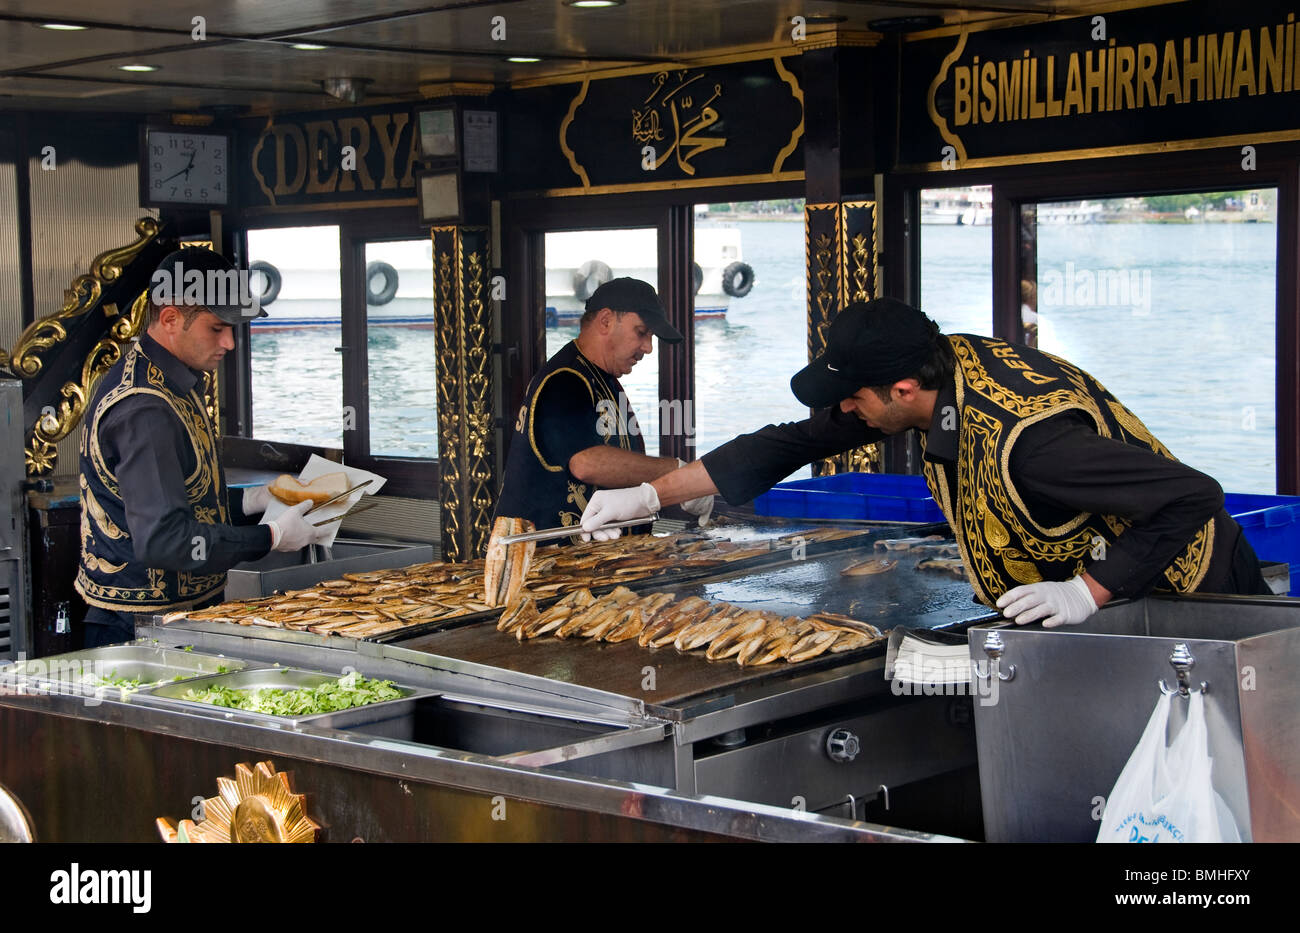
[1157,642,1208,697]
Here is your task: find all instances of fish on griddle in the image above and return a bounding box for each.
[484,516,537,609]
[915,557,968,578]
[840,557,897,576]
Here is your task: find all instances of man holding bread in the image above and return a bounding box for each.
[494,278,713,537]
[76,247,333,647]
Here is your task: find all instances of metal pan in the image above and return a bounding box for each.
[133,667,437,731]
[0,645,249,695]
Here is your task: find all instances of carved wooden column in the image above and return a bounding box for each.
[432,225,496,562]
[804,200,882,476]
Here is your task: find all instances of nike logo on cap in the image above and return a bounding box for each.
[827,363,839,372]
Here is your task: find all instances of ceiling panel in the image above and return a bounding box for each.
[0,0,1152,114]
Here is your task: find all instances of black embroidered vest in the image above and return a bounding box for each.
[495,341,645,531]
[921,335,1214,606]
[75,341,229,612]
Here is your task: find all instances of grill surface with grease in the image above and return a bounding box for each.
[392,533,985,712]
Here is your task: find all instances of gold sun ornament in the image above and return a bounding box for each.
[156,761,320,843]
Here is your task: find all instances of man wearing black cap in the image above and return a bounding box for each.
[76,247,334,646]
[495,277,713,535]
[582,297,1271,624]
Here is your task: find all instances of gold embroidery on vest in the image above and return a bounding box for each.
[81,475,125,539]
[939,336,1214,601]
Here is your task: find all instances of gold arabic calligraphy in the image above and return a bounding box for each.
[632,70,726,176]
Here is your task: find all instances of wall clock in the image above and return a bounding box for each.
[140,127,231,208]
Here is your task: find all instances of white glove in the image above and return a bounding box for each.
[680,494,714,527]
[241,484,273,515]
[996,575,1099,628]
[268,500,333,552]
[675,459,714,527]
[580,483,659,542]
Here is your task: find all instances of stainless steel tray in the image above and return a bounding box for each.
[133,667,437,732]
[0,646,249,695]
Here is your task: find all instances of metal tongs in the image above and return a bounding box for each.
[302,479,374,517]
[497,515,658,546]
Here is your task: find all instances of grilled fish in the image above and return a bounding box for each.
[841,557,897,576]
[484,516,537,608]
[915,557,968,578]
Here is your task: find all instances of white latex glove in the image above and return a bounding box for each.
[675,459,714,527]
[268,500,333,552]
[580,483,659,542]
[996,575,1099,628]
[241,484,273,515]
[680,493,714,527]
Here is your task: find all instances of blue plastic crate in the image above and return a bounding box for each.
[1226,492,1300,596]
[752,472,945,523]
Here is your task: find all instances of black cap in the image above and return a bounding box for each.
[149,247,267,325]
[585,277,683,344]
[791,298,940,408]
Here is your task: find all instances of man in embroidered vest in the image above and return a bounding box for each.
[77,248,333,647]
[494,277,712,539]
[582,298,1272,625]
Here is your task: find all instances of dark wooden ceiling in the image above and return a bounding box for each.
[0,0,1151,114]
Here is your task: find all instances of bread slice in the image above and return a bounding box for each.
[268,472,350,506]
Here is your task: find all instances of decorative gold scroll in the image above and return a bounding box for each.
[156,761,319,843]
[8,216,161,379]
[432,226,496,562]
[804,201,882,477]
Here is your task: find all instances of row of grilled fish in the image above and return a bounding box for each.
[164,526,824,638]
[496,586,883,666]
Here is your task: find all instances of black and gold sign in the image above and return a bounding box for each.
[239,104,421,211]
[900,0,1300,169]
[514,56,804,195]
[156,760,319,843]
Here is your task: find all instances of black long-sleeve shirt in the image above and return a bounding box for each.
[700,379,1258,598]
[98,336,272,575]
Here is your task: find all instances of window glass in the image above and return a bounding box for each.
[364,239,438,458]
[920,185,993,335]
[692,200,811,478]
[545,228,660,456]
[1028,191,1277,493]
[246,226,343,449]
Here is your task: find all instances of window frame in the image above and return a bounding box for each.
[882,144,1300,493]
[230,208,438,498]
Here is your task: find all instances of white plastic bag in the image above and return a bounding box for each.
[1097,691,1240,843]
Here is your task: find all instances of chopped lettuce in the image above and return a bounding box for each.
[180,675,402,717]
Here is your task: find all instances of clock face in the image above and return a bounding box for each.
[143,130,230,207]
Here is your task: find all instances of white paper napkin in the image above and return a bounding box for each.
[260,454,387,547]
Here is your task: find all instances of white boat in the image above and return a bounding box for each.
[920,187,992,225]
[1036,200,1104,224]
[246,222,754,330]
[248,229,436,331]
[543,222,752,325]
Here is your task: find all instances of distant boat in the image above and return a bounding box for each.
[544,223,754,326]
[1036,200,1103,224]
[921,187,992,225]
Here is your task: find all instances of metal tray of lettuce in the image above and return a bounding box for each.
[0,645,249,697]
[131,667,437,730]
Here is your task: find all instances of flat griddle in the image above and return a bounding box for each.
[390,531,990,712]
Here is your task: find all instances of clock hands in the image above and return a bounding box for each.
[159,150,198,184]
